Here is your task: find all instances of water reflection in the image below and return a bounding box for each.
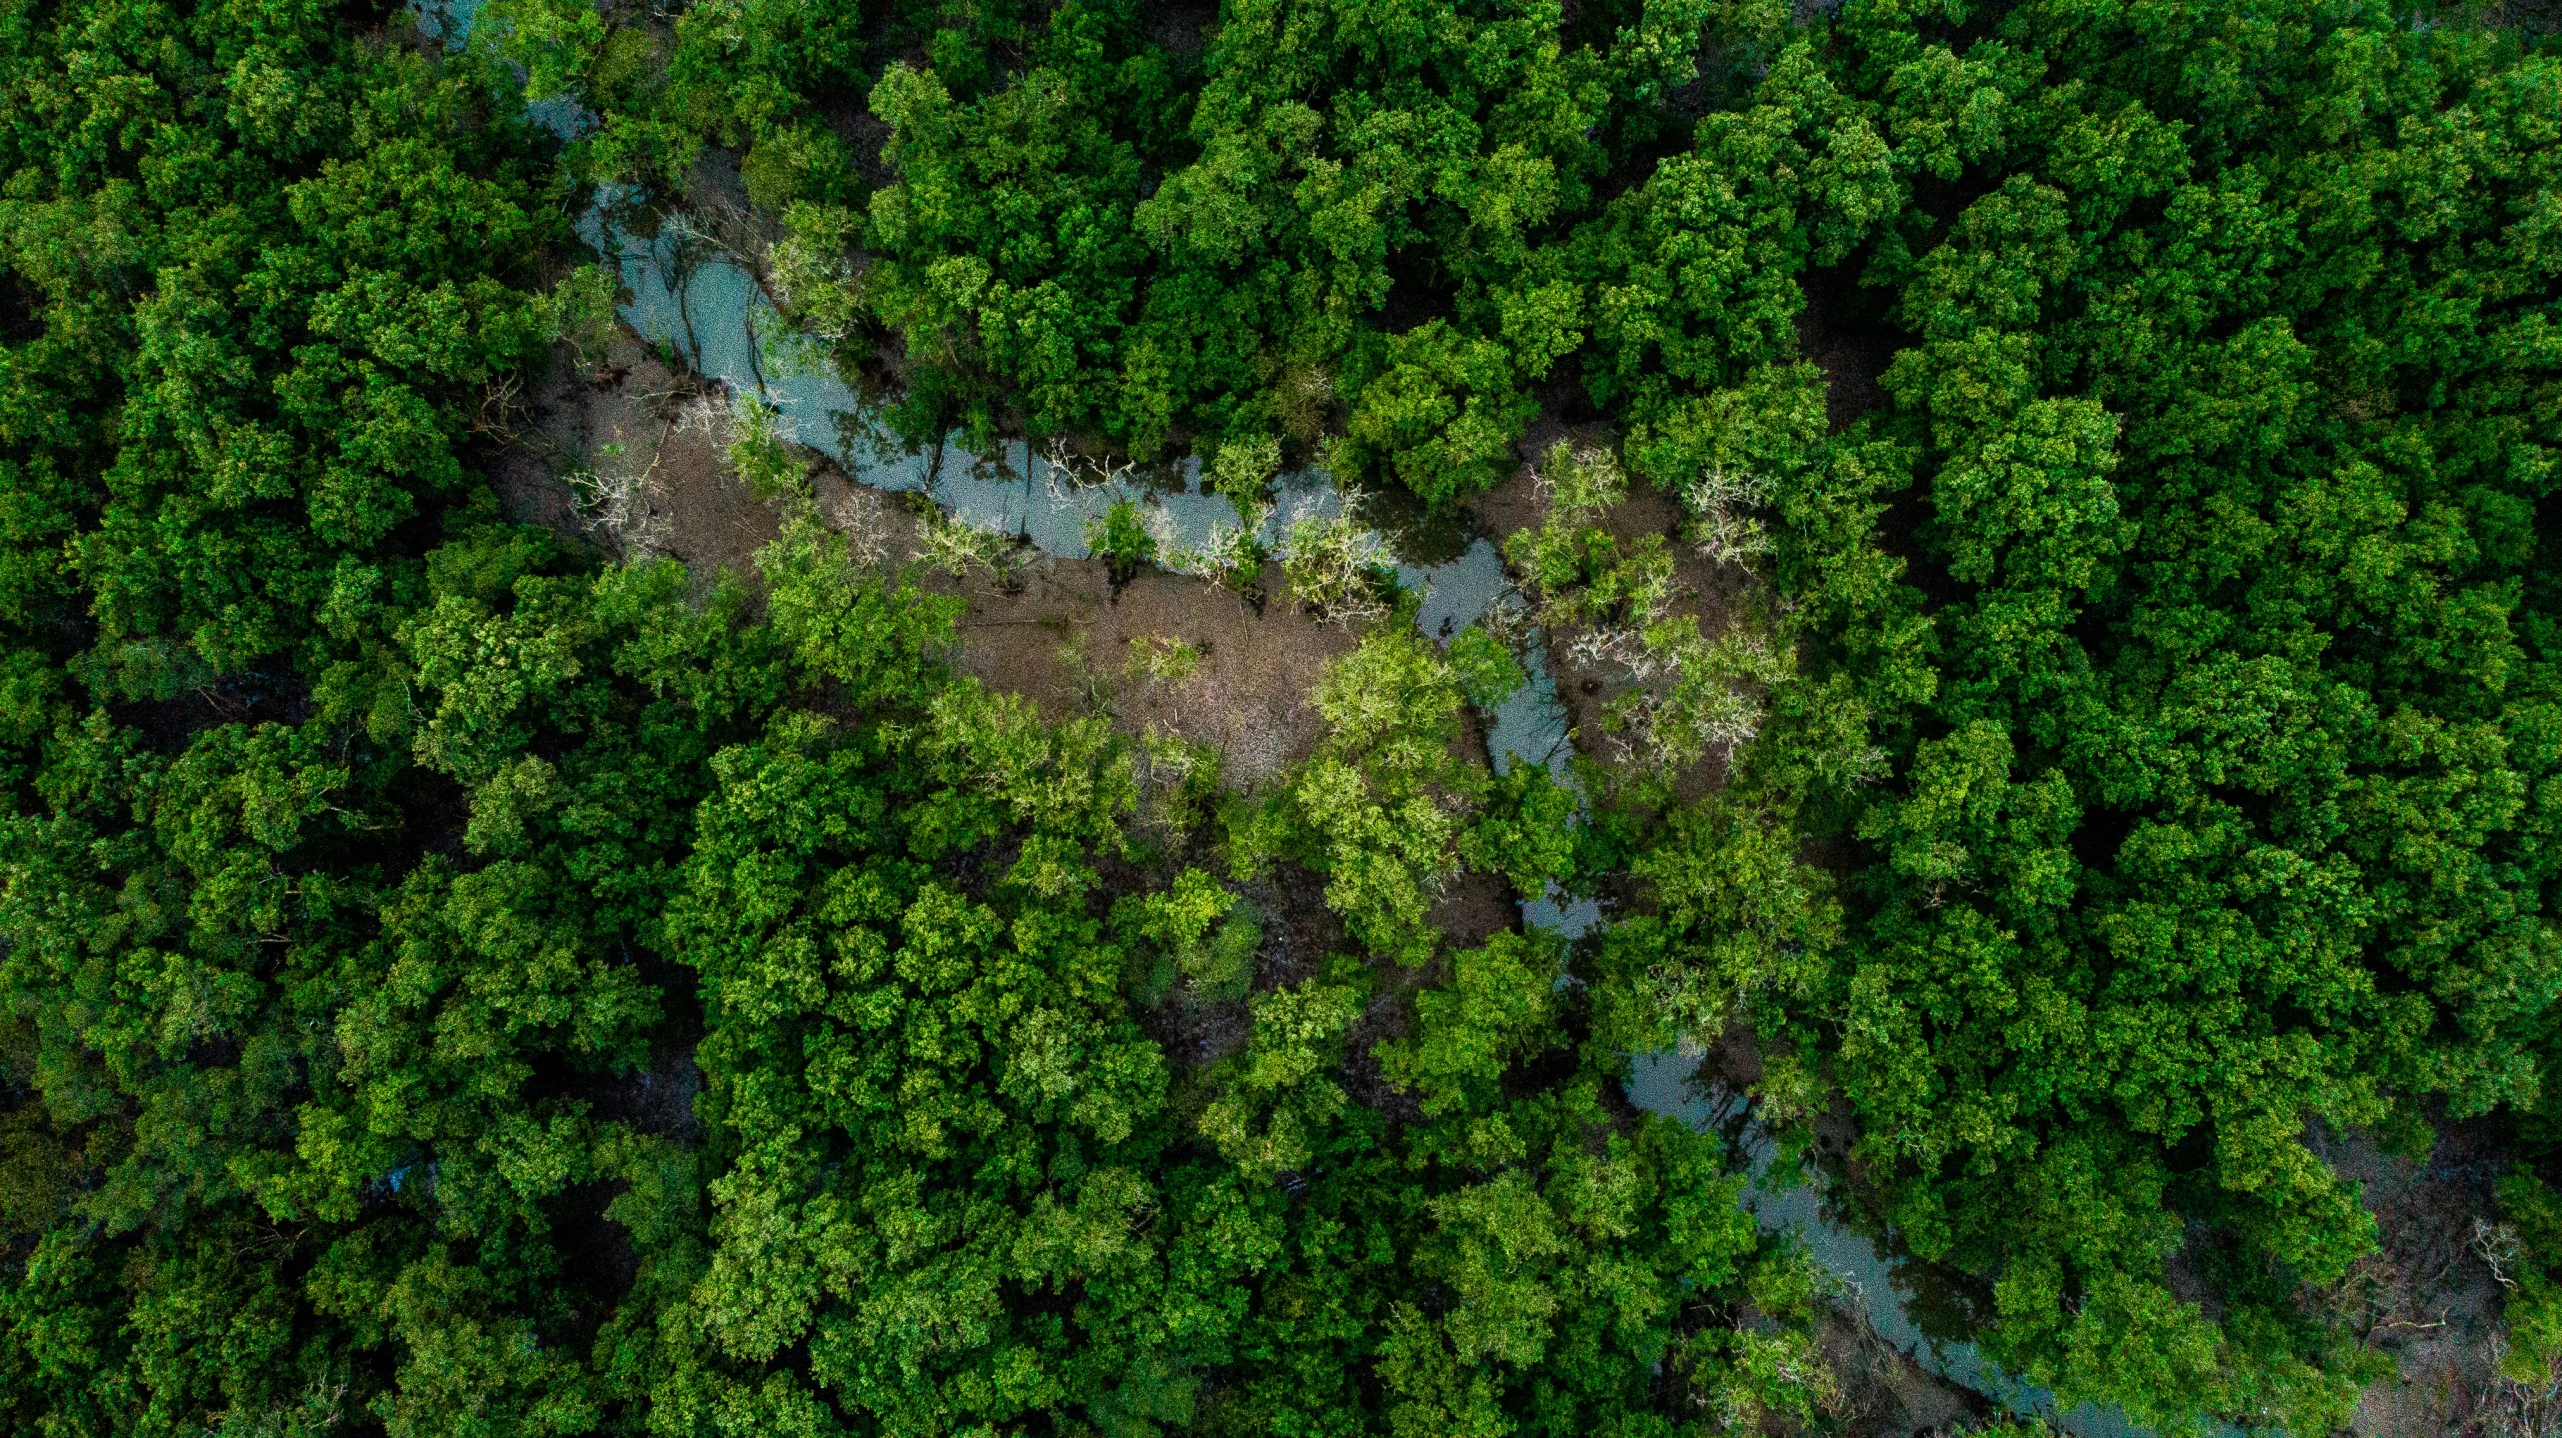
[576,187,1594,813]
[582,151,2137,1438]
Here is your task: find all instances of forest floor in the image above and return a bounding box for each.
[490,328,779,585]
[497,318,1756,804]
[900,543,1356,791]
[2316,1122,2515,1438]
[1474,415,1756,803]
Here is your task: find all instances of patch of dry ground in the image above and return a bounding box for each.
[2318,1122,2515,1438]
[1469,419,1764,801]
[1816,1300,1994,1436]
[485,323,2546,1438]
[490,344,1505,845]
[950,561,1356,790]
[886,534,1359,791]
[488,323,1718,817]
[488,328,779,588]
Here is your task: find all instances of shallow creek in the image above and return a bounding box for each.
[597,218,2157,1437]
[433,12,2146,1423]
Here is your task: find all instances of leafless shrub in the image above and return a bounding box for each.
[1162,521,1265,593]
[1682,464,1773,566]
[1042,435,1142,496]
[2482,1219,2527,1292]
[1476,590,1537,655]
[915,504,1026,585]
[472,371,532,445]
[210,1380,348,1438]
[2480,1334,2562,1438]
[1274,490,1393,627]
[827,483,896,569]
[1602,627,1788,768]
[567,459,665,556]
[671,390,731,438]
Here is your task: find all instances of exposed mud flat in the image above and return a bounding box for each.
[1817,1299,1997,1436]
[489,331,1352,795]
[487,323,2127,1438]
[941,559,1354,791]
[809,465,1360,791]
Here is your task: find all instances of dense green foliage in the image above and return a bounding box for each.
[0,11,1808,1433]
[3,0,2561,1433]
[0,2,640,1430]
[1728,10,2562,1429]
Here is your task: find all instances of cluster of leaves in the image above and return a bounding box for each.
[631,615,1811,1434]
[1506,440,1789,771]
[513,0,1803,506]
[11,0,2562,1433]
[0,0,718,1429]
[0,9,1815,1435]
[1592,1,2562,1431]
[1232,625,1577,965]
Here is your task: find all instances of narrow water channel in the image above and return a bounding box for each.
[588,209,2154,1438]
[429,11,2152,1424]
[581,195,1604,822]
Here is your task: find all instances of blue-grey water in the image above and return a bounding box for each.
[580,186,2142,1438]
[1629,1049,2148,1438]
[592,233,2174,1434]
[576,186,1596,807]
[433,12,2156,1431]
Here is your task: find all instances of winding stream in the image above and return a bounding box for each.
[428,11,2148,1426]
[592,216,2151,1438]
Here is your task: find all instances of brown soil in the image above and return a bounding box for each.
[2320,1121,2513,1438]
[1238,861,1351,995]
[1428,869,1521,953]
[1816,1299,1994,1437]
[483,348,598,538]
[901,539,1360,790]
[1340,963,1431,1126]
[1132,990,1255,1074]
[496,349,1356,790]
[1469,419,1763,801]
[658,442,787,586]
[488,327,780,590]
